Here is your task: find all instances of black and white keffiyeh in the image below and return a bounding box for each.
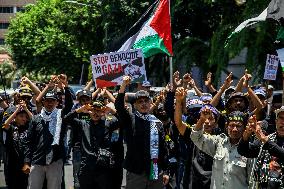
[40,108,62,145]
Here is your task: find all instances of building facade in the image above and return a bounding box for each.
[0,0,36,45]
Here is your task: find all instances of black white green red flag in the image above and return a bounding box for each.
[118,0,173,58]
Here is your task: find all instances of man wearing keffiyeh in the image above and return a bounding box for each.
[22,76,73,189]
[115,76,170,189]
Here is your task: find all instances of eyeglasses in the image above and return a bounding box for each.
[227,123,244,129]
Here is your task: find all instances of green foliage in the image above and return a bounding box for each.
[208,0,278,77]
[0,60,16,87]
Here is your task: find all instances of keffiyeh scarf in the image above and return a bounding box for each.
[135,111,162,180]
[40,108,62,145]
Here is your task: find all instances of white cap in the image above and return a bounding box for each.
[275,106,284,118]
[142,81,151,87]
[268,85,274,90]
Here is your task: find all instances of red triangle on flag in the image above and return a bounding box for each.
[95,79,118,88]
[150,0,173,56]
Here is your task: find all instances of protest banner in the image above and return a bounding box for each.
[90,49,147,88]
[263,54,279,80]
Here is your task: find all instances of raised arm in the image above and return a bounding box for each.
[149,91,164,113]
[237,116,261,158]
[3,107,20,130]
[205,72,217,93]
[235,70,251,93]
[211,72,233,107]
[189,78,203,97]
[21,76,41,105]
[3,101,33,130]
[58,74,74,115]
[174,87,188,135]
[92,88,102,100]
[115,76,132,125]
[104,88,116,103]
[84,80,93,91]
[190,107,218,157]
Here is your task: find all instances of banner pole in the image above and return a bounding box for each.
[79,63,85,85]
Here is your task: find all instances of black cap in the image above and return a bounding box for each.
[135,90,150,100]
[44,91,58,100]
[78,90,92,98]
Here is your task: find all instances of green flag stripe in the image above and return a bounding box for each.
[133,34,171,58]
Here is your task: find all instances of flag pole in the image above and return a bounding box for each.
[170,56,173,85]
[169,0,173,86]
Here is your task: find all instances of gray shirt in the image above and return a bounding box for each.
[190,129,252,189]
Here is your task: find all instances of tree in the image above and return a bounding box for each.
[0,45,16,88]
[6,0,153,83]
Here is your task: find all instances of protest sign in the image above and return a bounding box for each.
[276,48,284,72]
[90,49,147,88]
[263,54,279,80]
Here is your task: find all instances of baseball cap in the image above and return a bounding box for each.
[275,106,284,118]
[135,90,150,100]
[268,85,274,90]
[142,81,151,87]
[225,92,249,109]
[224,86,236,96]
[200,93,213,103]
[78,90,92,98]
[44,91,58,100]
[19,86,32,97]
[254,89,266,99]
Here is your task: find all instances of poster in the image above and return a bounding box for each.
[263,54,279,80]
[90,49,147,88]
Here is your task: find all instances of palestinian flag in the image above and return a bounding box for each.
[118,0,173,58]
[226,0,284,46]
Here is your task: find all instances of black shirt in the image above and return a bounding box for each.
[3,124,29,168]
[238,134,284,189]
[22,87,73,166]
[115,93,168,175]
[64,111,119,160]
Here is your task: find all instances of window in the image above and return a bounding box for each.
[0,7,13,13]
[17,7,25,12]
[0,39,4,45]
[0,23,10,29]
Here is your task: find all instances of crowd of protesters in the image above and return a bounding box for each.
[0,70,283,189]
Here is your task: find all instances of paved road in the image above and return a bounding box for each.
[0,161,126,189]
[0,162,73,189]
